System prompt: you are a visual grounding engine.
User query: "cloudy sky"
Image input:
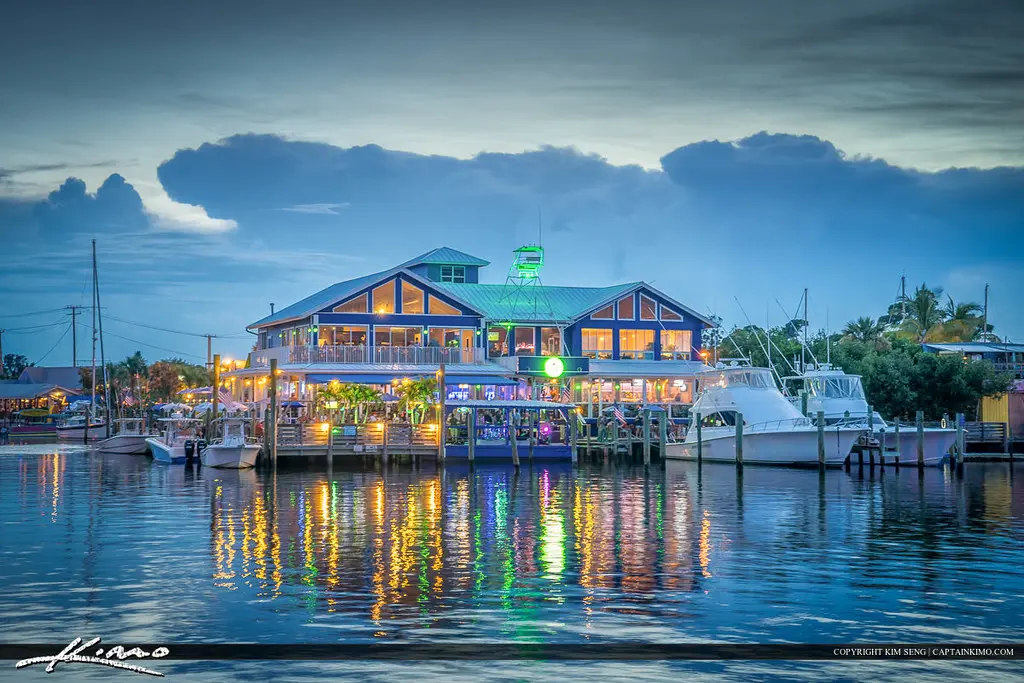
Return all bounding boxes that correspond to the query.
[1,0,1022,365]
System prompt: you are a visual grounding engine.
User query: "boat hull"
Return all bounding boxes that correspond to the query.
[96,434,151,455]
[56,424,107,441]
[146,437,186,464]
[200,444,261,469]
[870,428,957,467]
[664,427,863,466]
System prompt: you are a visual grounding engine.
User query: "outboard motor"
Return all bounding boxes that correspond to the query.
[195,439,207,468]
[184,439,196,463]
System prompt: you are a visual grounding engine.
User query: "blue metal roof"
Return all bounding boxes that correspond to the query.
[400,247,490,268]
[248,269,394,328]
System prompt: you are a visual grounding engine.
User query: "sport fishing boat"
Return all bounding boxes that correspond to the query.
[200,417,261,469]
[56,412,107,442]
[96,418,154,455]
[663,364,864,466]
[782,366,957,466]
[146,414,202,464]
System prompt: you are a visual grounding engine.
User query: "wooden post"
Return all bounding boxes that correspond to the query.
[626,417,634,456]
[528,410,535,461]
[801,392,808,417]
[268,358,278,466]
[735,412,743,467]
[437,363,446,462]
[382,421,389,460]
[817,410,825,468]
[612,419,620,456]
[507,409,520,468]
[642,408,651,465]
[569,410,578,464]
[916,410,925,468]
[956,412,965,466]
[326,423,334,468]
[894,419,900,465]
[696,412,703,463]
[867,405,875,465]
[212,353,221,424]
[468,407,476,462]
[658,411,667,454]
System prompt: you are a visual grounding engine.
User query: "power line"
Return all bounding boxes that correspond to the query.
[1,320,68,334]
[0,308,67,319]
[100,328,207,363]
[33,323,72,366]
[104,314,234,339]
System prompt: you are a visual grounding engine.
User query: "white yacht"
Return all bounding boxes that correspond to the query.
[95,418,154,455]
[200,417,261,469]
[146,414,202,464]
[782,366,957,466]
[55,413,107,442]
[663,364,864,466]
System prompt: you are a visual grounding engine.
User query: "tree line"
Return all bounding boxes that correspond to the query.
[716,284,1012,421]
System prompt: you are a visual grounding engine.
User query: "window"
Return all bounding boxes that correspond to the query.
[258,331,267,349]
[334,293,368,313]
[488,326,509,358]
[514,327,535,355]
[401,280,424,314]
[660,330,692,360]
[617,295,634,320]
[428,328,474,348]
[581,328,612,359]
[592,304,614,319]
[701,411,741,428]
[619,379,644,403]
[619,329,654,359]
[540,327,561,355]
[371,281,395,314]
[428,294,460,315]
[659,305,681,321]
[439,265,466,283]
[374,326,421,346]
[640,295,657,320]
[320,326,367,346]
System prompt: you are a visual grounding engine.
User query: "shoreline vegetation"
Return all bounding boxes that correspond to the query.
[717,283,1013,421]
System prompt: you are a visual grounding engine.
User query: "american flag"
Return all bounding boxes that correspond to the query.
[560,383,573,404]
[219,388,238,410]
[612,405,627,425]
[123,392,137,407]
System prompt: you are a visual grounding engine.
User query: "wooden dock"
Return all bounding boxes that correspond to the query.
[271,422,437,460]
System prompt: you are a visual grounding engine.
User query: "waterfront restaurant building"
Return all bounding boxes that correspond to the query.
[227,247,713,421]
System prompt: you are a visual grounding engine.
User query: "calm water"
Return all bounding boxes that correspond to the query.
[1,444,1021,681]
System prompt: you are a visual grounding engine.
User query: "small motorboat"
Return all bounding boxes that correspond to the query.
[201,417,261,469]
[96,418,155,455]
[146,414,202,464]
[56,413,107,442]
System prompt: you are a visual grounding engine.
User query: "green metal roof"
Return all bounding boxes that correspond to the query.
[432,281,640,323]
[400,247,490,268]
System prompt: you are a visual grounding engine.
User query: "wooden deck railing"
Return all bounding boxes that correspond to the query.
[275,422,438,449]
[965,421,1008,444]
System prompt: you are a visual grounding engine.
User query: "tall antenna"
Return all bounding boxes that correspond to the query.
[492,244,566,356]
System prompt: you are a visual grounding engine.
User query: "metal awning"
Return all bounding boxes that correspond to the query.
[306,373,425,384]
[445,374,518,386]
[446,399,575,410]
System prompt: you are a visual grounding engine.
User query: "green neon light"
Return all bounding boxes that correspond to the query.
[544,357,565,378]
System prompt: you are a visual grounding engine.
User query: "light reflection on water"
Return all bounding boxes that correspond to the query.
[0,445,1021,681]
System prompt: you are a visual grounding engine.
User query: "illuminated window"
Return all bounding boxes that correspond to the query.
[371,281,395,314]
[334,293,368,313]
[401,280,424,314]
[661,330,692,360]
[619,329,654,359]
[640,295,657,320]
[320,326,367,346]
[374,326,421,346]
[592,304,614,319]
[514,327,535,355]
[581,328,612,360]
[439,265,466,283]
[617,295,634,320]
[540,327,561,355]
[428,294,460,315]
[488,326,509,358]
[660,305,682,320]
[428,328,475,348]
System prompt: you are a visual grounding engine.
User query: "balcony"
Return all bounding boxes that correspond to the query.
[993,362,1024,378]
[250,344,486,367]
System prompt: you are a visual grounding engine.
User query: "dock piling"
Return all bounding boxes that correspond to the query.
[955,412,965,467]
[658,411,667,455]
[507,409,520,468]
[642,408,651,465]
[695,412,702,463]
[212,354,221,424]
[468,407,477,462]
[268,358,278,467]
[916,410,925,468]
[569,411,578,464]
[817,410,825,469]
[735,412,743,468]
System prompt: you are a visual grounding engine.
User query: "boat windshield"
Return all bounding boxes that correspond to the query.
[701,368,776,390]
[805,375,865,400]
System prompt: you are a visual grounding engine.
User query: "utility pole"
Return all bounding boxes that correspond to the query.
[0,329,4,374]
[983,283,989,341]
[205,334,215,369]
[66,305,85,367]
[901,274,906,321]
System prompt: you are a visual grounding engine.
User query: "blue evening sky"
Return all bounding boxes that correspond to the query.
[1,0,1021,365]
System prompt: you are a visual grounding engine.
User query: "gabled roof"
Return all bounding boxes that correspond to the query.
[400,247,490,268]
[433,281,717,326]
[923,342,1024,353]
[19,366,83,390]
[433,282,639,323]
[0,382,68,399]
[248,269,392,329]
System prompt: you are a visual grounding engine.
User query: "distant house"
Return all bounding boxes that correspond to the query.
[922,343,1024,379]
[18,366,84,392]
[0,366,82,415]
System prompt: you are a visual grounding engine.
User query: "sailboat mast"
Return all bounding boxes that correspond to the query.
[90,248,97,414]
[801,288,808,372]
[94,240,112,438]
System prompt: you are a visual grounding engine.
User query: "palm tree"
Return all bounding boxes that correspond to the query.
[123,352,148,412]
[394,377,437,424]
[937,296,984,342]
[898,283,947,342]
[842,317,883,344]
